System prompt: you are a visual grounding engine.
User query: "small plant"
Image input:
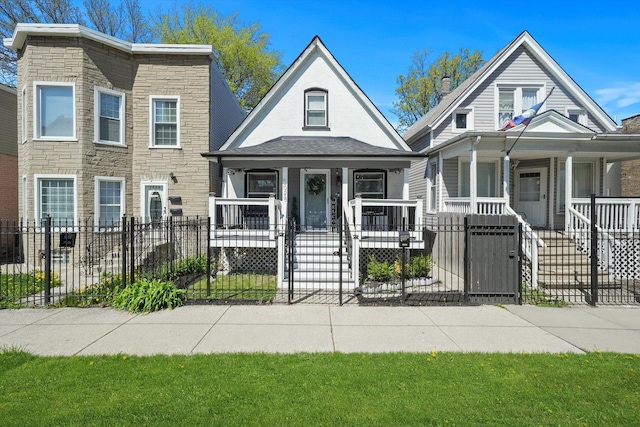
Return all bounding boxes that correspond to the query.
[59,272,127,307]
[367,255,396,283]
[410,254,433,278]
[394,257,412,279]
[111,278,185,313]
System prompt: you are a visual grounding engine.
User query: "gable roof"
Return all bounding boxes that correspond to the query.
[403,31,618,143]
[219,36,411,152]
[205,136,422,159]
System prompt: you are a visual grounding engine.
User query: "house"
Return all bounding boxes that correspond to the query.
[0,83,18,261]
[620,114,640,196]
[404,31,640,289]
[203,36,424,291]
[3,23,244,228]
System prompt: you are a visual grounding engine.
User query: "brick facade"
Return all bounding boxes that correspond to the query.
[0,86,17,221]
[620,115,640,196]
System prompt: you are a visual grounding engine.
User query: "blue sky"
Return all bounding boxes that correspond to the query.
[142,0,640,125]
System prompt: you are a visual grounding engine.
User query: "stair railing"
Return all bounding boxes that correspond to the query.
[505,206,545,288]
[567,206,617,272]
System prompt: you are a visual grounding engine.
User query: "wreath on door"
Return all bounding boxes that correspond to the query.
[306,175,325,195]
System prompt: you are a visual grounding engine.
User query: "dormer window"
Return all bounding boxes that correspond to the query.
[567,108,587,126]
[304,89,328,128]
[452,108,473,132]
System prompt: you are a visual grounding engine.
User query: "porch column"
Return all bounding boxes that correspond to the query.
[278,167,289,284]
[438,153,444,211]
[565,152,573,232]
[281,167,289,220]
[549,157,555,229]
[402,168,410,200]
[470,143,478,214]
[342,167,348,217]
[503,154,510,207]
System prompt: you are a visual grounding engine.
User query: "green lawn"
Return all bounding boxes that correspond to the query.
[1,350,638,426]
[186,273,277,302]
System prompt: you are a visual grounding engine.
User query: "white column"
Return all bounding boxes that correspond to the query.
[503,154,510,208]
[281,167,289,220]
[438,153,444,212]
[402,168,410,200]
[342,167,348,217]
[470,145,478,214]
[565,153,573,232]
[549,157,555,229]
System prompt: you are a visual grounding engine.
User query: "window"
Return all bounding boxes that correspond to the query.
[34,82,76,139]
[567,108,587,126]
[496,85,543,128]
[246,171,278,198]
[21,87,27,143]
[150,96,179,147]
[354,171,385,199]
[427,162,437,212]
[95,87,125,145]
[557,161,595,211]
[35,175,76,227]
[459,161,498,197]
[95,177,125,228]
[304,89,327,127]
[453,108,473,132]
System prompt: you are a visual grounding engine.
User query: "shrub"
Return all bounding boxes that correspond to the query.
[367,255,396,283]
[111,278,185,313]
[410,254,433,278]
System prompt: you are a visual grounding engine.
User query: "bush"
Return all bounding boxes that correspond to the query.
[410,254,433,278]
[111,278,185,313]
[367,255,396,283]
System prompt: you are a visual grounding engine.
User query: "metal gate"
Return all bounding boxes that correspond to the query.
[465,215,520,304]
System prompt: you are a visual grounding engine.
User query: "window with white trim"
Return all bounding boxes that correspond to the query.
[452,108,473,132]
[150,96,179,147]
[36,175,76,227]
[567,108,587,126]
[354,171,385,199]
[34,82,75,139]
[459,161,498,197]
[427,162,438,212]
[95,177,125,228]
[557,161,595,211]
[246,171,278,198]
[95,87,125,145]
[496,85,543,128]
[304,90,327,127]
[21,87,27,143]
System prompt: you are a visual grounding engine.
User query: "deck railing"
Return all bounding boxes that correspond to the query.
[208,195,283,240]
[571,198,640,232]
[443,197,507,215]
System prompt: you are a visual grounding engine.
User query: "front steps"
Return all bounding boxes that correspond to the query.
[285,232,355,290]
[536,230,617,289]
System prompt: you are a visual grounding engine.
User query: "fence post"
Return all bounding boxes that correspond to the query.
[121,216,127,287]
[338,197,343,306]
[590,193,598,306]
[44,216,52,304]
[129,217,135,286]
[206,217,211,297]
[463,215,470,304]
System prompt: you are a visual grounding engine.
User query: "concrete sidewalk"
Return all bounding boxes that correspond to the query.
[0,304,638,356]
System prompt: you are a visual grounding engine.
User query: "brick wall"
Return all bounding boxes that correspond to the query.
[0,153,18,220]
[620,115,640,196]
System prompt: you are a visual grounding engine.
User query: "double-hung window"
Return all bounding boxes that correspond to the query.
[36,175,76,227]
[496,85,543,128]
[557,161,595,211]
[427,162,438,212]
[459,161,498,197]
[95,87,125,145]
[95,177,125,228]
[34,82,76,140]
[150,96,179,147]
[304,89,327,127]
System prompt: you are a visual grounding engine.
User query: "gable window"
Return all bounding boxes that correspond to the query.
[354,171,385,199]
[496,85,543,128]
[35,175,76,227]
[95,87,125,145]
[459,161,498,197]
[95,177,125,228]
[567,108,587,126]
[304,89,327,127]
[557,161,595,211]
[150,96,179,147]
[453,108,473,132]
[34,82,76,140]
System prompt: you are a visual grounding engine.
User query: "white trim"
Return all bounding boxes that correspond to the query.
[4,24,215,58]
[557,157,597,213]
[94,176,126,228]
[565,107,587,126]
[304,89,328,127]
[33,81,77,141]
[451,107,474,133]
[549,157,555,228]
[494,82,546,129]
[140,181,168,223]
[514,167,548,227]
[34,174,78,228]
[458,158,500,198]
[149,96,181,148]
[21,86,27,143]
[427,160,438,212]
[94,86,126,146]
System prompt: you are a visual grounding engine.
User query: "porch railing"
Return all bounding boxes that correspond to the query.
[443,197,507,214]
[567,204,616,273]
[571,198,640,232]
[348,198,423,232]
[208,195,283,240]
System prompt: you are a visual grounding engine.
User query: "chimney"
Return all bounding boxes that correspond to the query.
[441,76,451,97]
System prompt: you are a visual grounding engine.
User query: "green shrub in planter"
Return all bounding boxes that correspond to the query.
[111,278,185,313]
[367,255,396,283]
[410,254,433,278]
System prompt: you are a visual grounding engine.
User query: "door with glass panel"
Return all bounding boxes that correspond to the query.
[515,168,547,227]
[142,183,167,225]
[301,170,330,231]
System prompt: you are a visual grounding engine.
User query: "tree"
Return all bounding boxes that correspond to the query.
[0,0,85,85]
[392,48,485,133]
[83,0,152,42]
[153,4,283,111]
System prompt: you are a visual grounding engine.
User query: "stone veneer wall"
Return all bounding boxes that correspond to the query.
[621,115,640,197]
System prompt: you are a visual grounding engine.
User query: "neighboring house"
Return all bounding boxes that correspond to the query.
[3,23,244,228]
[404,31,640,230]
[620,114,640,196]
[203,36,424,288]
[0,83,18,262]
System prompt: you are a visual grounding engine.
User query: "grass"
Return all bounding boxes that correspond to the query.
[522,285,569,307]
[0,271,62,308]
[187,273,277,302]
[0,349,638,426]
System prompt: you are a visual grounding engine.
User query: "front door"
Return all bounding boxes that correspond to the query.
[301,169,330,231]
[515,168,547,227]
[142,182,167,224]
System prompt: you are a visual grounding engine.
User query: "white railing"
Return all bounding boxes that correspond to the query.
[444,197,507,215]
[208,195,282,240]
[505,206,545,288]
[572,198,640,232]
[349,198,423,231]
[567,205,615,272]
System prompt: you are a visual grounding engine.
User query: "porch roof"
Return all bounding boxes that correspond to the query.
[203,136,424,160]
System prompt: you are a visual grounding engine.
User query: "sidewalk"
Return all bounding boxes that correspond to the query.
[0,304,638,356]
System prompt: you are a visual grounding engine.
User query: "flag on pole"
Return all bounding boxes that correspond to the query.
[501,86,555,130]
